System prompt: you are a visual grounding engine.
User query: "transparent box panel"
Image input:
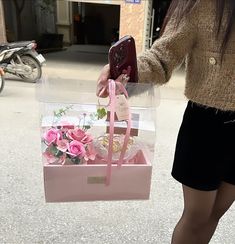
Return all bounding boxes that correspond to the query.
[37,77,159,166]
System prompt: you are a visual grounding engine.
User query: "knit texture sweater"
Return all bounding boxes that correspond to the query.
[137,0,235,111]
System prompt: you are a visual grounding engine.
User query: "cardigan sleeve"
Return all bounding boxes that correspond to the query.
[137,5,198,84]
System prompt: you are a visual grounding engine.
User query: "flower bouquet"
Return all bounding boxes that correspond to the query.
[42,105,107,165]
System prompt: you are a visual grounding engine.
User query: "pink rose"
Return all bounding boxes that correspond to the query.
[66,128,86,142]
[63,125,74,130]
[84,143,97,161]
[43,150,66,165]
[58,153,66,165]
[43,128,61,145]
[43,150,57,164]
[67,140,86,158]
[59,120,75,130]
[81,133,93,144]
[56,139,69,152]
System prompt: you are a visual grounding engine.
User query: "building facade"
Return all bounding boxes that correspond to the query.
[57,0,153,53]
[0,0,171,54]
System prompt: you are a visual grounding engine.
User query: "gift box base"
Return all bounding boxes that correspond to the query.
[43,150,152,202]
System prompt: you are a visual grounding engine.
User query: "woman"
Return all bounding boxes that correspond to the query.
[97,0,235,243]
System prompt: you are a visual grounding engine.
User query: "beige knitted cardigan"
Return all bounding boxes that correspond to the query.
[138,0,235,111]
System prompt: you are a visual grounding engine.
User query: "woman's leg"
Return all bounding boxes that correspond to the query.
[171,185,217,244]
[199,182,235,243]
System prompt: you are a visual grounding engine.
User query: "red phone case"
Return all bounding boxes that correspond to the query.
[109,35,138,83]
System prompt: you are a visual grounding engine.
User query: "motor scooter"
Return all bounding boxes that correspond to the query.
[0,40,46,82]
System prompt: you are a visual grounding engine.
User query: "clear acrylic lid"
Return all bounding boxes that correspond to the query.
[36,76,160,108]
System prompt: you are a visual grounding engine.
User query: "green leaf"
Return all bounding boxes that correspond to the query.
[55,150,63,157]
[72,158,81,164]
[49,145,58,155]
[89,113,96,120]
[84,125,91,130]
[53,105,73,119]
[97,108,107,119]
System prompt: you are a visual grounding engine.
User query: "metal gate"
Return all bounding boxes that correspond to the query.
[144,0,154,50]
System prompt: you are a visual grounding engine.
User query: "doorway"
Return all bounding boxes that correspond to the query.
[152,0,172,42]
[72,2,120,46]
[145,0,172,49]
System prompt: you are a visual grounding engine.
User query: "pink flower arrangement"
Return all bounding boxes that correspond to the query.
[42,106,107,165]
[43,126,96,165]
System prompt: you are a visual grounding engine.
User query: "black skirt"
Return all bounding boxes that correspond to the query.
[172,101,235,191]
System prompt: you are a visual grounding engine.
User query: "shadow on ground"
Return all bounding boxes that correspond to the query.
[43,45,109,67]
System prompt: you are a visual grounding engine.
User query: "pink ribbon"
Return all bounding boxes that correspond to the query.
[104,79,132,186]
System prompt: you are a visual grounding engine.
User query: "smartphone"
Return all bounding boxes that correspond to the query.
[108,35,138,83]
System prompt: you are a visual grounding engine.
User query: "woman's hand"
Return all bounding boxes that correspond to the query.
[96,64,110,97]
[0,68,4,76]
[96,64,130,97]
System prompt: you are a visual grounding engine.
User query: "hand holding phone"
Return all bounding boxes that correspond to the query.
[109,35,138,83]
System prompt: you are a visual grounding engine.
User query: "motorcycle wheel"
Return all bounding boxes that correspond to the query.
[0,75,5,93]
[18,55,42,82]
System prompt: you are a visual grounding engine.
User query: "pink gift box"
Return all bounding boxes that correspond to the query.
[44,150,152,202]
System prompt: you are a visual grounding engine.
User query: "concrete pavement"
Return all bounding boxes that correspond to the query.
[0,46,234,244]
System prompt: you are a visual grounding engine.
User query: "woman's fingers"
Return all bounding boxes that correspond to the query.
[96,64,110,97]
[0,68,4,76]
[97,82,109,97]
[116,73,130,86]
[96,64,130,97]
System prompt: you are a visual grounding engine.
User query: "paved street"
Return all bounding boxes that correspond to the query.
[0,46,234,244]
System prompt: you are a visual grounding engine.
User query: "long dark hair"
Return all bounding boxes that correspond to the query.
[162,0,235,56]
